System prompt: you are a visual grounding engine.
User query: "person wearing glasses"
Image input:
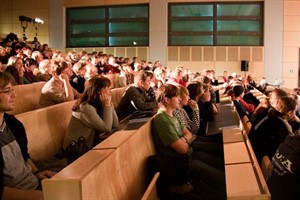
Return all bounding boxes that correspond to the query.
[0,72,56,200]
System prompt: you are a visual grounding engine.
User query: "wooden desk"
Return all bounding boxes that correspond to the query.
[207,103,240,135]
[118,114,153,131]
[223,127,244,143]
[93,130,136,149]
[224,142,251,164]
[225,163,261,198]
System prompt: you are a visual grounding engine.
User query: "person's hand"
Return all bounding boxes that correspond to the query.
[59,74,69,82]
[18,66,24,77]
[35,170,56,179]
[100,91,111,106]
[188,99,198,110]
[202,91,211,102]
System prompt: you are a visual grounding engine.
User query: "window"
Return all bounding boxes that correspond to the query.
[169,2,263,46]
[66,4,149,47]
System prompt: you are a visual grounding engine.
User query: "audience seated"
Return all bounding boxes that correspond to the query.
[39,62,80,107]
[197,83,218,136]
[63,76,119,161]
[151,84,226,199]
[248,96,296,165]
[34,59,52,82]
[4,56,24,85]
[103,55,121,74]
[267,133,300,200]
[116,70,158,120]
[23,58,39,83]
[2,32,300,200]
[69,61,86,93]
[232,85,255,117]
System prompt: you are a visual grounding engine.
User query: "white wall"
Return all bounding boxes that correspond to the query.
[264,0,284,84]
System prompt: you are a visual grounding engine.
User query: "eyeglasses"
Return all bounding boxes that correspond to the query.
[0,88,15,94]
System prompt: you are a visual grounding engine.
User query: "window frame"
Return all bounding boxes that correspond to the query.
[66,4,149,48]
[168,2,264,46]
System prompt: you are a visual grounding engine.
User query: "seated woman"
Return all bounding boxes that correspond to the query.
[63,76,119,151]
[4,56,24,85]
[152,84,225,199]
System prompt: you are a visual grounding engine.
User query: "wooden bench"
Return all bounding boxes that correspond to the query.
[42,119,159,200]
[8,82,46,115]
[15,100,76,161]
[104,74,127,89]
[222,127,271,200]
[111,86,128,109]
[141,172,160,200]
[241,115,252,135]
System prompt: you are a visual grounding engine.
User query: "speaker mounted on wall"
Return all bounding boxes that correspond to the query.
[241,60,249,71]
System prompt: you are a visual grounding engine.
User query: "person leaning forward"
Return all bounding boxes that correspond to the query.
[116,70,157,120]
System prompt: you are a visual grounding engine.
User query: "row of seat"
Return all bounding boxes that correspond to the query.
[220,89,271,199]
[14,85,128,161]
[11,81,159,199]
[223,127,271,199]
[42,119,158,200]
[9,74,126,115]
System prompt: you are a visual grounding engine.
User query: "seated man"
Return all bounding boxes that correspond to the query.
[116,70,158,120]
[39,62,80,107]
[0,72,56,200]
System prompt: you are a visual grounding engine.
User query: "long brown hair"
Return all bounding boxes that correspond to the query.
[73,76,111,114]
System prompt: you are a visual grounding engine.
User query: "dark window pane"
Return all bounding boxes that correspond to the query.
[170,36,213,45]
[109,22,148,33]
[169,2,263,46]
[217,20,260,31]
[69,37,105,47]
[171,20,213,31]
[109,36,148,46]
[70,23,105,35]
[217,4,261,16]
[217,35,261,45]
[109,6,148,18]
[170,4,213,17]
[69,8,105,20]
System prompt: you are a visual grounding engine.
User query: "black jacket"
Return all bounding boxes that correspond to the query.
[0,113,30,198]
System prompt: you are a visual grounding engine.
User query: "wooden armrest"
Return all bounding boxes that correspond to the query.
[141,172,160,200]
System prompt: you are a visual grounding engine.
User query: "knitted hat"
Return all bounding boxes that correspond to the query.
[233,85,245,97]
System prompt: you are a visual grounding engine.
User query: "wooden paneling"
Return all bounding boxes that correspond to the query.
[203,47,214,61]
[252,47,263,61]
[240,47,251,61]
[179,47,190,61]
[228,47,239,61]
[216,47,227,61]
[168,47,178,61]
[191,47,202,61]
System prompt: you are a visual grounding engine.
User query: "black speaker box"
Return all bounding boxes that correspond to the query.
[241,60,249,71]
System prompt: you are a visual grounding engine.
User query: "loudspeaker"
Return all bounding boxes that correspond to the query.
[241,60,249,71]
